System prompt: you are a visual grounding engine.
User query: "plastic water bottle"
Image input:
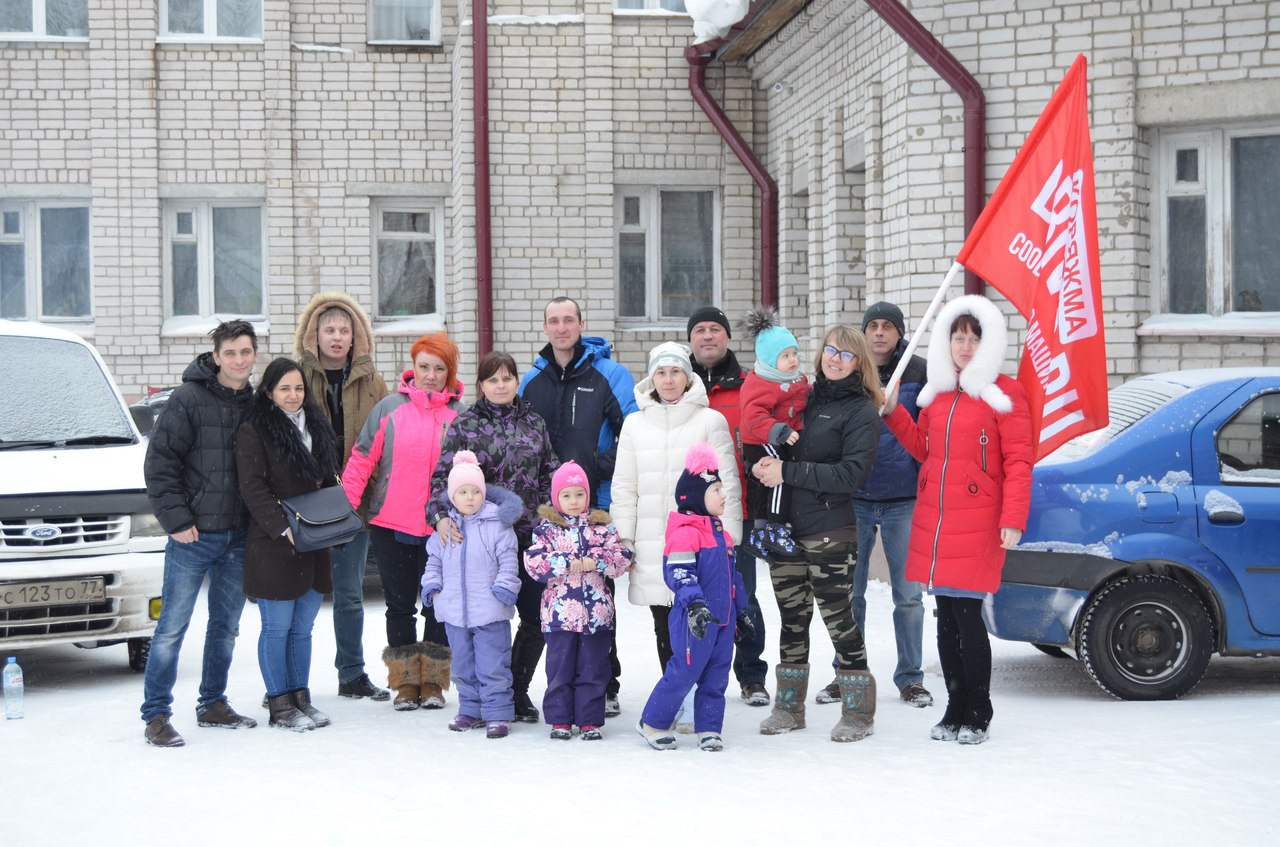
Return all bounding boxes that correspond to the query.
[3,657,23,720]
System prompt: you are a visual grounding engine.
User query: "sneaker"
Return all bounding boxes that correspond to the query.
[697,732,723,752]
[740,682,771,706]
[550,724,573,740]
[514,691,540,723]
[636,720,676,750]
[144,715,185,748]
[486,720,510,739]
[899,682,934,708]
[957,725,990,745]
[815,679,840,704]
[449,714,484,732]
[579,725,603,741]
[604,692,621,718]
[197,700,258,729]
[338,674,391,701]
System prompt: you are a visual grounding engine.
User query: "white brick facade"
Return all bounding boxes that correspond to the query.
[3,0,1278,400]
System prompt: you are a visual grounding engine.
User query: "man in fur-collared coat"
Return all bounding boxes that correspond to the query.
[294,292,390,701]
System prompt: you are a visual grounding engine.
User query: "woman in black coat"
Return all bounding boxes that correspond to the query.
[751,324,883,743]
[235,357,339,732]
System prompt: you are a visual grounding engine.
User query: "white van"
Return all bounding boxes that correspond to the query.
[0,320,165,669]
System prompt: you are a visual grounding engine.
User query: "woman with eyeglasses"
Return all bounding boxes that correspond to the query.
[882,295,1032,745]
[752,325,882,743]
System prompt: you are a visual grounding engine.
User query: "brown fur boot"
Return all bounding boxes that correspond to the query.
[760,663,809,735]
[418,642,452,709]
[831,670,876,742]
[383,645,421,711]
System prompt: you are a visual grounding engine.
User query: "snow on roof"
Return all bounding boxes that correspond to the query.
[0,319,94,346]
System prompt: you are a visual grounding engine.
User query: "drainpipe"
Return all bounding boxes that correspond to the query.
[864,0,985,296]
[685,41,778,310]
[472,0,494,355]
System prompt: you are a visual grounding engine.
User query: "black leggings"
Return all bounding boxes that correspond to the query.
[369,525,446,648]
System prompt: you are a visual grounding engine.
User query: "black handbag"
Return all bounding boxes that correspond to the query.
[280,480,363,553]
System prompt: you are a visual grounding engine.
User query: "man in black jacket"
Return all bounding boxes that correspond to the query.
[518,296,637,720]
[140,320,259,747]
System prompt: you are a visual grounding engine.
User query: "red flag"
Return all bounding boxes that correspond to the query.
[957,54,1108,460]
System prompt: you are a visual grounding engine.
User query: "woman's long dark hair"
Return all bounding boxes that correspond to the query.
[250,356,339,481]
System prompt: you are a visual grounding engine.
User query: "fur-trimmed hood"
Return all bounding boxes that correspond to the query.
[245,397,341,483]
[535,503,612,527]
[918,294,1013,414]
[294,291,376,362]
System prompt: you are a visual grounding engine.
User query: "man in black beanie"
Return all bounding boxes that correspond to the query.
[686,305,771,707]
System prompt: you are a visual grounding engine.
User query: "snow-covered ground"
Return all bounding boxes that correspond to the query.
[4,566,1277,846]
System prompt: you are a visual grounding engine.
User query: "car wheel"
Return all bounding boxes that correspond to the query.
[127,637,151,673]
[1032,644,1071,659]
[1078,575,1213,700]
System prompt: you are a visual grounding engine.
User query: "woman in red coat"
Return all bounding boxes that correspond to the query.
[884,295,1032,745]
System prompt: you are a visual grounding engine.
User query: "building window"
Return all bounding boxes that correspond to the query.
[616,188,718,322]
[374,202,442,318]
[368,0,439,44]
[0,0,87,38]
[615,0,687,10]
[0,202,91,320]
[1155,125,1280,315]
[159,0,261,40]
[164,202,264,318]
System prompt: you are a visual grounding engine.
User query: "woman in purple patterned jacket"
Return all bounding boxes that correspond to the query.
[428,350,559,723]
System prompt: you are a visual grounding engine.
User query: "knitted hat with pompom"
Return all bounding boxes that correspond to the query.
[447,450,487,499]
[674,443,722,517]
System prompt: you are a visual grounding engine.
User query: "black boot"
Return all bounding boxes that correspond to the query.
[510,622,544,723]
[267,693,316,732]
[930,629,966,741]
[957,639,993,744]
[292,688,331,728]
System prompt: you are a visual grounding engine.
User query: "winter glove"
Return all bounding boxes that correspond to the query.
[687,601,719,640]
[420,585,441,607]
[491,585,519,606]
[734,610,756,645]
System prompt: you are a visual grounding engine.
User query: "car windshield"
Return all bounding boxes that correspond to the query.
[1042,377,1189,464]
[0,336,134,444]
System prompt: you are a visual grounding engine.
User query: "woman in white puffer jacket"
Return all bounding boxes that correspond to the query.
[612,341,742,668]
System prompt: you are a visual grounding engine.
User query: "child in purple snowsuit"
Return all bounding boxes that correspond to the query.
[524,460,633,740]
[421,451,522,739]
[637,444,751,752]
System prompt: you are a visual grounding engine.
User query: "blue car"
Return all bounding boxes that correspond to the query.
[986,369,1280,700]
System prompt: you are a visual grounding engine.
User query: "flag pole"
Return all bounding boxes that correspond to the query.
[882,260,963,408]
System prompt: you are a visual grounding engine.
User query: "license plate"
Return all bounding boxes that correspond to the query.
[0,578,106,610]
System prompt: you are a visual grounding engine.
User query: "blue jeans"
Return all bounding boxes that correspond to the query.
[852,500,925,691]
[141,529,248,722]
[257,589,324,697]
[330,529,370,684]
[731,544,768,686]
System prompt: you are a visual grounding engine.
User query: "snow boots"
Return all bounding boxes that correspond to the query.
[957,640,993,745]
[759,662,809,735]
[267,692,316,732]
[292,688,330,728]
[830,671,876,742]
[636,719,677,750]
[419,642,452,710]
[384,644,421,711]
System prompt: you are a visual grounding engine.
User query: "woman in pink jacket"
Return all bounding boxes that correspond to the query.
[883,295,1033,745]
[343,333,466,711]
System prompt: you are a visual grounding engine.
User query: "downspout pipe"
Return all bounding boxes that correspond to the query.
[864,0,986,296]
[472,0,494,355]
[685,41,778,310]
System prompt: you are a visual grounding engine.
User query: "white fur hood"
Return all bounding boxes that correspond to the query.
[917,294,1013,413]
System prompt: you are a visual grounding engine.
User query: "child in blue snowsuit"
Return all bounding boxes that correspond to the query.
[637,443,751,752]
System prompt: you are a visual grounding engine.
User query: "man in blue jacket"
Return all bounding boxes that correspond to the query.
[519,296,638,719]
[819,302,933,708]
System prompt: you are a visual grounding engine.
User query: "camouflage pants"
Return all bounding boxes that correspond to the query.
[767,536,869,670]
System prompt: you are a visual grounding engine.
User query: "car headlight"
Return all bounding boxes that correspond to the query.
[130,511,167,538]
